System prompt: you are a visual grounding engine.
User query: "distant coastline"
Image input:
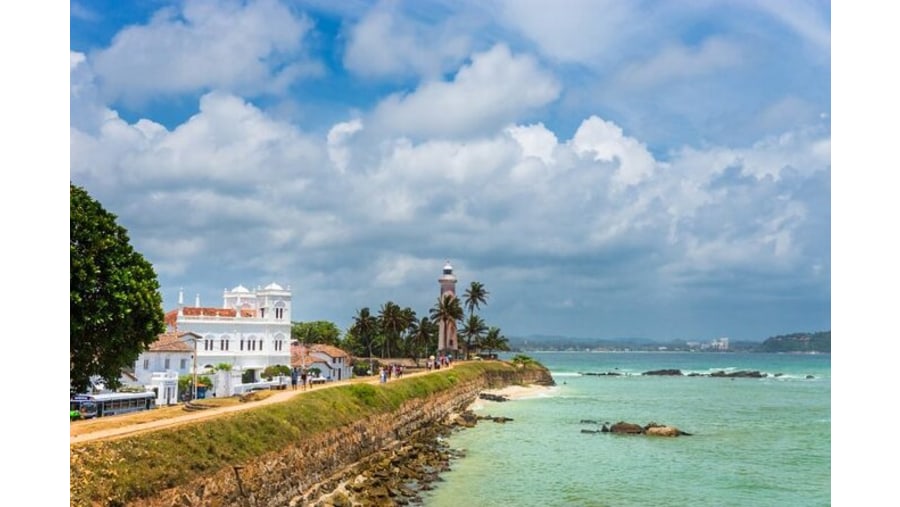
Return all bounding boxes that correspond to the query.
[508,330,831,354]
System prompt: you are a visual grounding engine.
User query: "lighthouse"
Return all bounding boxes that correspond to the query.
[437,261,459,355]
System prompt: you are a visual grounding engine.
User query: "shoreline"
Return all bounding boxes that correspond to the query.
[467,383,557,411]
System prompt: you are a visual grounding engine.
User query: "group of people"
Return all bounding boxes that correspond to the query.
[378,364,405,383]
[290,367,310,390]
[425,354,452,371]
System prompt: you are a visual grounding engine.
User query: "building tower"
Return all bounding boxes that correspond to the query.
[437,261,459,355]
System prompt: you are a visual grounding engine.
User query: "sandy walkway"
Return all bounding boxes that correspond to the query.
[70,368,435,445]
[70,368,552,445]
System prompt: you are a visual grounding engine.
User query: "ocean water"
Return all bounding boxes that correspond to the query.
[422,351,830,507]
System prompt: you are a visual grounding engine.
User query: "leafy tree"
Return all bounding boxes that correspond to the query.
[459,314,487,360]
[261,364,292,379]
[351,307,379,371]
[178,374,212,396]
[463,281,489,318]
[377,301,405,358]
[70,184,165,393]
[406,316,437,366]
[481,326,511,358]
[291,320,342,346]
[430,293,463,357]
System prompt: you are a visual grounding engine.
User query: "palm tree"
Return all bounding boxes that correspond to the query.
[351,307,378,374]
[406,317,437,367]
[378,301,404,358]
[430,293,463,358]
[459,314,487,360]
[463,281,489,318]
[481,326,510,359]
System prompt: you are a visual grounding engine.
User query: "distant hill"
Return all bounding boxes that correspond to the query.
[754,331,830,353]
[506,331,831,353]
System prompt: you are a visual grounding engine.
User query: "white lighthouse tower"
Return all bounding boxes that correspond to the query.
[437,261,459,355]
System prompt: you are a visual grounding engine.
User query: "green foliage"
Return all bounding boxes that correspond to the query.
[510,354,538,366]
[481,327,510,356]
[430,293,464,354]
[350,307,379,359]
[215,363,233,372]
[291,320,342,346]
[178,375,212,393]
[459,314,487,360]
[406,317,437,365]
[71,361,532,506]
[70,184,165,393]
[755,331,831,353]
[262,365,291,380]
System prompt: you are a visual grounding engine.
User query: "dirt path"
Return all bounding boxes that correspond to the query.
[70,368,438,446]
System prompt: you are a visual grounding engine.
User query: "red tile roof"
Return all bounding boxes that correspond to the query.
[164,307,257,327]
[147,331,201,352]
[310,344,350,358]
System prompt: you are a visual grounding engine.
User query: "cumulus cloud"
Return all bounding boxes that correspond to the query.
[343,2,472,79]
[327,119,364,173]
[89,0,318,105]
[370,44,560,138]
[70,2,829,339]
[571,116,657,188]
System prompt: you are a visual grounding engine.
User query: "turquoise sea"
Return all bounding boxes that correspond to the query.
[422,351,831,507]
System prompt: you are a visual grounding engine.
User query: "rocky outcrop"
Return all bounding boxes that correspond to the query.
[642,369,684,376]
[587,420,692,437]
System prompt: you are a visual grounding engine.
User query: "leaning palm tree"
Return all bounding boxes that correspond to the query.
[459,314,487,360]
[481,326,510,359]
[351,307,379,374]
[430,293,463,358]
[463,281,489,318]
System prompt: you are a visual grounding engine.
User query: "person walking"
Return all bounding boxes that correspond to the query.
[291,368,298,390]
[300,369,308,391]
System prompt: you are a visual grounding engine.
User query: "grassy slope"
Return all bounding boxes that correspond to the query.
[71,361,537,506]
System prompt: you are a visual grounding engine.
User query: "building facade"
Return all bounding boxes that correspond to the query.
[437,261,459,354]
[290,343,353,382]
[164,283,293,382]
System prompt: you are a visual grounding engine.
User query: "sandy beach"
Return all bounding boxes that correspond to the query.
[467,383,557,411]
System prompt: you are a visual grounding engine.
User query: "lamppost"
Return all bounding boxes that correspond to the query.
[190,335,199,401]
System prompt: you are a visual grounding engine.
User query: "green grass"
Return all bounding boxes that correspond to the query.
[70,361,543,506]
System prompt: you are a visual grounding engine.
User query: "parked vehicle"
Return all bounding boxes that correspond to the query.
[70,391,157,419]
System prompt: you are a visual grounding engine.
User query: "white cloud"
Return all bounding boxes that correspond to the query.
[615,37,743,88]
[506,123,558,165]
[343,2,471,79]
[373,255,435,288]
[89,0,317,104]
[571,116,657,188]
[496,0,637,64]
[327,119,364,173]
[370,44,560,138]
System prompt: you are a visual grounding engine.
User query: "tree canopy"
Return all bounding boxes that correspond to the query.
[70,184,165,393]
[291,320,342,346]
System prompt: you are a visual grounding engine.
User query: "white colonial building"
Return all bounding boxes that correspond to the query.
[291,343,353,382]
[133,331,201,405]
[164,283,294,383]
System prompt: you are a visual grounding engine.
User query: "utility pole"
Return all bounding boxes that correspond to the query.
[192,335,199,401]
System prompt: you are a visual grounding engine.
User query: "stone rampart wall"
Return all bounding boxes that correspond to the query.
[131,367,551,507]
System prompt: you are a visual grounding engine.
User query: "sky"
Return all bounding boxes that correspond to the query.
[66,0,833,343]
